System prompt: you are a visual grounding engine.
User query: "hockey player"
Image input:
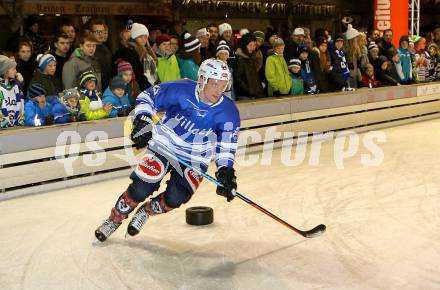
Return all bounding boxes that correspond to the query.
[95,59,240,242]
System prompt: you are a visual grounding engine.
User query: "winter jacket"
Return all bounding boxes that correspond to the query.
[360,74,381,88]
[52,96,85,124]
[300,58,316,93]
[113,42,156,91]
[79,95,109,121]
[94,43,113,90]
[397,48,413,83]
[29,70,62,99]
[309,48,330,92]
[0,79,24,128]
[62,48,102,91]
[414,52,430,82]
[177,55,199,81]
[289,72,304,95]
[235,48,265,98]
[16,57,35,93]
[102,87,132,118]
[265,54,291,96]
[157,54,181,83]
[389,61,405,83]
[24,99,53,126]
[425,52,439,82]
[328,42,351,90]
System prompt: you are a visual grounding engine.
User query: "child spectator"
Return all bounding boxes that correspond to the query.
[78,70,111,120]
[412,36,428,82]
[24,83,54,126]
[329,34,352,91]
[368,42,380,65]
[216,40,235,100]
[426,43,439,81]
[360,64,381,88]
[116,60,140,107]
[153,34,181,82]
[375,56,400,86]
[0,55,24,128]
[102,76,131,118]
[297,45,317,94]
[53,88,85,124]
[15,41,34,93]
[235,33,265,99]
[177,33,202,81]
[310,37,330,93]
[265,37,291,96]
[288,58,304,95]
[397,36,413,84]
[29,53,62,103]
[386,48,405,83]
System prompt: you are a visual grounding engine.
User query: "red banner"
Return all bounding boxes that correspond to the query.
[374,0,408,47]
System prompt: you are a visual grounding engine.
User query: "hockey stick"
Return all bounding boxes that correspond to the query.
[149,142,326,239]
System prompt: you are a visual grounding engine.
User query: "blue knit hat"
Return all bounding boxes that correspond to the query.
[110,76,127,91]
[28,83,46,98]
[37,53,56,72]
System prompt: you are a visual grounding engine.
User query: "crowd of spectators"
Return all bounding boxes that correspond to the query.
[1,17,440,129]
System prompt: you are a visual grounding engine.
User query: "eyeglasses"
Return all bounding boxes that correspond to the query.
[92,30,108,35]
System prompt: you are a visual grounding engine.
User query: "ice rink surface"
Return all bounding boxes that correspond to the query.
[1,119,440,290]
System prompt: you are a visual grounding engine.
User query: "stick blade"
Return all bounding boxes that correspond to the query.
[303,224,326,238]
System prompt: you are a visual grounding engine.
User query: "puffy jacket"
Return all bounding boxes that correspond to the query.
[235,48,265,98]
[177,55,199,81]
[157,54,181,83]
[79,95,109,121]
[24,99,53,126]
[102,87,132,118]
[29,70,62,100]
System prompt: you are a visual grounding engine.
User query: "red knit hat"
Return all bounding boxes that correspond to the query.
[156,34,170,46]
[117,61,133,74]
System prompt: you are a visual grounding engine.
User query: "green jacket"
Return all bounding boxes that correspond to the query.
[290,73,304,96]
[265,54,291,96]
[79,96,109,121]
[157,54,181,83]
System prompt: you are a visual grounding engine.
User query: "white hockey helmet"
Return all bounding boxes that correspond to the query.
[197,58,231,92]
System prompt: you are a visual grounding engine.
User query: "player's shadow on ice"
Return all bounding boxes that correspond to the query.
[99,237,306,278]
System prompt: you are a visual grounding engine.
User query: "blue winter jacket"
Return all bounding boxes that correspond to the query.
[177,56,199,81]
[398,48,413,83]
[24,99,53,126]
[102,87,132,118]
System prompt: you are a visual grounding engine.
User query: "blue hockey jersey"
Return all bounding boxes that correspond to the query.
[135,79,240,169]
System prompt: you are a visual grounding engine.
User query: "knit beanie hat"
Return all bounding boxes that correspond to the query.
[0,55,16,76]
[62,88,80,102]
[288,58,302,69]
[79,70,98,87]
[428,43,439,51]
[196,28,210,38]
[110,76,127,91]
[297,44,308,54]
[239,33,256,50]
[216,40,230,57]
[334,34,344,41]
[399,35,409,45]
[156,34,171,47]
[240,28,250,36]
[130,23,149,39]
[28,83,46,98]
[117,60,133,74]
[368,41,379,51]
[253,30,265,40]
[273,37,285,48]
[345,24,360,40]
[218,23,232,36]
[412,35,426,50]
[293,27,305,36]
[183,33,201,52]
[37,53,56,72]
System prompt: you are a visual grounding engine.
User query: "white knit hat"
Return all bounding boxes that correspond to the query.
[345,24,359,40]
[131,23,149,39]
[293,27,305,36]
[216,40,230,57]
[196,28,210,38]
[240,28,250,36]
[218,23,232,36]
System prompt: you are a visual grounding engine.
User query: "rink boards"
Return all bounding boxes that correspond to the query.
[1,83,440,199]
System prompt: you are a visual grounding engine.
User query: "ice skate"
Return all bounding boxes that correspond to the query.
[94,218,121,242]
[126,205,149,236]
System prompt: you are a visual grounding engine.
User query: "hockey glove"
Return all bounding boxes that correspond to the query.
[130,114,153,149]
[215,167,237,202]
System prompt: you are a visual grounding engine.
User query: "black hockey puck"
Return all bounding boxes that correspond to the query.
[186,206,214,226]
